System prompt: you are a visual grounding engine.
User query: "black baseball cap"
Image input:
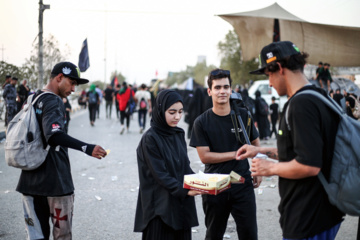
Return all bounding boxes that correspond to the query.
[250,41,301,75]
[51,62,89,85]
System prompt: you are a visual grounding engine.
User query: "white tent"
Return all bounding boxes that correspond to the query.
[219,2,360,67]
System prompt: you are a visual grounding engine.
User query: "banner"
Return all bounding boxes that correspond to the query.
[78,39,90,72]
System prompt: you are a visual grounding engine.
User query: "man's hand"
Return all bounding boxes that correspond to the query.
[251,158,275,177]
[92,145,107,159]
[236,144,260,160]
[252,176,262,188]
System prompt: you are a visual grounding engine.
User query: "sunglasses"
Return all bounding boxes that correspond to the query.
[210,69,230,76]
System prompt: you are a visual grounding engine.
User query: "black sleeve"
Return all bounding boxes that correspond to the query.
[48,132,95,156]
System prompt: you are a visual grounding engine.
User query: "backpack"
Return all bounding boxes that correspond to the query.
[285,90,360,216]
[349,95,360,119]
[5,92,55,170]
[88,91,97,105]
[258,98,269,116]
[125,90,136,116]
[139,97,147,110]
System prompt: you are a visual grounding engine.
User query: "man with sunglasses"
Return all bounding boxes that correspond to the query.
[237,41,344,240]
[190,69,261,240]
[16,62,108,240]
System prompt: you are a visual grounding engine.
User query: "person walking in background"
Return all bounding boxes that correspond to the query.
[95,85,103,119]
[238,41,344,240]
[87,84,99,126]
[17,79,30,113]
[315,61,324,89]
[187,87,206,139]
[116,82,134,134]
[0,75,12,121]
[134,89,201,240]
[345,87,359,120]
[63,97,72,133]
[16,61,107,240]
[254,90,271,140]
[104,84,114,119]
[134,83,151,133]
[114,84,121,119]
[3,76,18,126]
[269,96,279,139]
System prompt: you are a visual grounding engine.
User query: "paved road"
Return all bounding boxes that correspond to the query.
[0,103,357,239]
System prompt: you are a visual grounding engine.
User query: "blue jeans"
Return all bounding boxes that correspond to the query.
[283,221,342,240]
[138,109,147,129]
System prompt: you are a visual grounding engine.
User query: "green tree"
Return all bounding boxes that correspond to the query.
[0,61,24,87]
[218,30,263,88]
[22,34,69,89]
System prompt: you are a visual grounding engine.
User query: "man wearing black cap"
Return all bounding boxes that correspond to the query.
[16,62,107,239]
[237,41,344,239]
[3,76,18,126]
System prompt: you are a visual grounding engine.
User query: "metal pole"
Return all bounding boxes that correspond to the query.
[38,0,50,90]
[104,3,107,86]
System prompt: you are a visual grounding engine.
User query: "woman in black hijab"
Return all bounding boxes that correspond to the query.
[134,90,202,240]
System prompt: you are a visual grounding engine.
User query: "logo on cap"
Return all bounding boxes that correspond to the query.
[266,52,277,63]
[62,67,72,75]
[293,44,300,52]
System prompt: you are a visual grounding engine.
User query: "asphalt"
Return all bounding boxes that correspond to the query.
[0,102,358,239]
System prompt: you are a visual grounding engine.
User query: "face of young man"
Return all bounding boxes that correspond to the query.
[208,77,231,105]
[266,68,287,97]
[58,74,77,98]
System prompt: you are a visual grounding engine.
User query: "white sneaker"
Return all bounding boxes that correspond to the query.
[120,126,125,135]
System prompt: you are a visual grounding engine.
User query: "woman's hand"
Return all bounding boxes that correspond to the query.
[187,190,204,196]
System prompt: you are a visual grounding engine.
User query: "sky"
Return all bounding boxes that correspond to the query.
[1,0,359,86]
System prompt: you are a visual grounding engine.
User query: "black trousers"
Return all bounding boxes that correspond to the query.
[105,100,112,117]
[88,104,97,122]
[270,118,277,138]
[202,181,258,240]
[120,110,130,128]
[142,216,191,240]
[138,109,147,128]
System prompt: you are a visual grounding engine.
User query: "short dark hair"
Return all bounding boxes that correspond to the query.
[140,83,147,89]
[266,52,309,74]
[207,68,232,89]
[318,61,323,65]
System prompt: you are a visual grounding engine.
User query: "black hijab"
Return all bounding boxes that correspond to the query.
[150,89,184,136]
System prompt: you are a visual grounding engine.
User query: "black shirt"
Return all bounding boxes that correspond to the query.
[189,108,258,179]
[16,91,74,196]
[278,85,344,238]
[104,88,114,102]
[270,102,279,122]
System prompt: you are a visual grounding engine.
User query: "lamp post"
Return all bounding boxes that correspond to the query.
[38,0,50,90]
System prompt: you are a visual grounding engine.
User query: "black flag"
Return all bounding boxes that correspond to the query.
[78,39,90,72]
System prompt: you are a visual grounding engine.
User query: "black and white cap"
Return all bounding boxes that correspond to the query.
[250,41,301,75]
[51,62,89,85]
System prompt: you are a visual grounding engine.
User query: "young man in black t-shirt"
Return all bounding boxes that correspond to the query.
[16,62,107,240]
[237,41,344,240]
[190,69,261,240]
